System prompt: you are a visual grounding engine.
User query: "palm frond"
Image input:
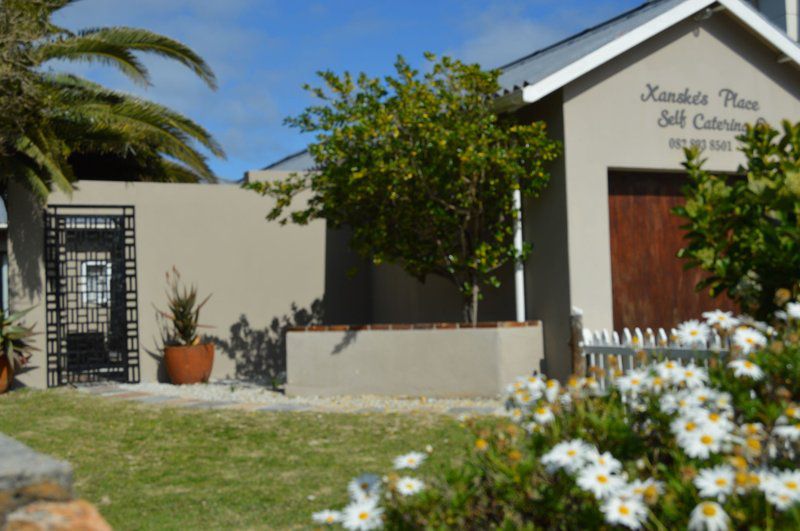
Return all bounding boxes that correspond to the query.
[73,27,217,89]
[34,36,150,85]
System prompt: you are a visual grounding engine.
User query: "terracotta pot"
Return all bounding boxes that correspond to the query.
[163,343,214,385]
[0,356,13,394]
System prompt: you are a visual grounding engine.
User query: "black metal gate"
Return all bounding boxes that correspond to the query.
[44,205,140,387]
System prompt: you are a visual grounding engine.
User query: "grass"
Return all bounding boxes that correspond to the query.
[0,389,472,530]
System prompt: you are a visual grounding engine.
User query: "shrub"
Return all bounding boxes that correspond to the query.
[675,121,800,319]
[311,307,800,529]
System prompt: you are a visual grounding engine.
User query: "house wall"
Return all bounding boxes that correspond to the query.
[561,11,800,334]
[8,177,325,388]
[517,93,572,380]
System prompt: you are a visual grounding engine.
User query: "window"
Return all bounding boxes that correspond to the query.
[80,261,112,305]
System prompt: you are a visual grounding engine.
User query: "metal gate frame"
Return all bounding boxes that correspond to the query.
[44,205,140,387]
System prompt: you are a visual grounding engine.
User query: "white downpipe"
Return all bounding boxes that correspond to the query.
[2,252,8,313]
[787,0,799,41]
[513,188,526,322]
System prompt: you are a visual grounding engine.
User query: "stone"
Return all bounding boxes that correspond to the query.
[0,435,72,517]
[4,500,111,531]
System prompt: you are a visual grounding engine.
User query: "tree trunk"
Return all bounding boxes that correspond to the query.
[462,278,480,324]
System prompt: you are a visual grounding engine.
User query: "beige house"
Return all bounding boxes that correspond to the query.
[7,0,800,389]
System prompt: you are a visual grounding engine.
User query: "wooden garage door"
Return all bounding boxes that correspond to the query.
[608,171,736,330]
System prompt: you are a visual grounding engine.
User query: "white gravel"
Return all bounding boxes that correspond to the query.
[116,380,504,415]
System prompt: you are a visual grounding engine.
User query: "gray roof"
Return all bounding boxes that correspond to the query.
[261,149,315,171]
[496,0,689,95]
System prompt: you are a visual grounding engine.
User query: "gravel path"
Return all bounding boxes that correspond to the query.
[80,380,504,416]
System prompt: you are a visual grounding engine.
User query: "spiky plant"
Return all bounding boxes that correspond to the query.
[1,308,38,371]
[0,0,225,199]
[158,268,211,346]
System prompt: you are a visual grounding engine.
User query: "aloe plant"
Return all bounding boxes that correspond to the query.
[158,268,210,346]
[1,307,37,370]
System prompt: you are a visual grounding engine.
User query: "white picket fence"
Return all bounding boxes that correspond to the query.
[580,325,730,389]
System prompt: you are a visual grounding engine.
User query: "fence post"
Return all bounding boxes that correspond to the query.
[570,307,585,376]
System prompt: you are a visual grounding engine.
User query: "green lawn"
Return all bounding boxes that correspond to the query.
[0,389,471,530]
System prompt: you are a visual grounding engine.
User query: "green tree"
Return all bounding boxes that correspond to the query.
[0,0,224,199]
[674,120,800,318]
[249,54,560,323]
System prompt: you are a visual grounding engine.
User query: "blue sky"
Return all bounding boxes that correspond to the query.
[53,0,641,181]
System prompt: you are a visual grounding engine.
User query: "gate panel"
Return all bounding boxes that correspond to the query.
[44,206,140,386]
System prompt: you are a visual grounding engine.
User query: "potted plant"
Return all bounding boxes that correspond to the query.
[0,308,37,394]
[158,268,213,385]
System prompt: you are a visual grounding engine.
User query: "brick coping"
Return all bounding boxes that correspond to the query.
[287,320,541,332]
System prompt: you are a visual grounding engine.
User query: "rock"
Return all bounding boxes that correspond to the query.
[4,500,111,531]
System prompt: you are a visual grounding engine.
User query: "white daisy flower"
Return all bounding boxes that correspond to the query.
[732,327,767,354]
[656,360,682,384]
[524,421,542,434]
[678,426,728,459]
[659,392,681,415]
[615,369,648,395]
[541,439,593,473]
[687,409,734,433]
[395,476,424,496]
[525,375,547,396]
[694,465,735,501]
[601,495,648,529]
[761,470,800,511]
[688,501,730,531]
[676,320,711,346]
[786,301,800,320]
[646,374,666,393]
[577,464,626,499]
[312,509,341,526]
[544,379,560,402]
[727,359,764,380]
[341,498,384,530]
[347,474,381,502]
[773,423,800,442]
[533,404,555,425]
[585,449,622,473]
[622,478,664,503]
[393,452,426,470]
[785,405,800,420]
[702,310,740,330]
[680,364,708,389]
[508,407,525,423]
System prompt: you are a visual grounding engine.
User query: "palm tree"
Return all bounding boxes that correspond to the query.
[0,0,225,200]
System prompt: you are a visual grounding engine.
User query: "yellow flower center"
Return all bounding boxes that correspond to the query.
[475,439,488,451]
[715,478,728,487]
[786,481,798,491]
[666,362,675,369]
[536,407,547,415]
[787,407,796,417]
[746,338,754,344]
[746,425,759,435]
[567,449,576,456]
[735,472,748,486]
[326,516,335,523]
[690,330,699,336]
[744,361,754,368]
[546,380,556,388]
[631,378,640,385]
[685,422,697,432]
[702,504,717,517]
[619,505,630,515]
[686,371,694,377]
[652,377,663,386]
[644,485,658,500]
[709,413,720,422]
[746,438,761,452]
[359,512,369,521]
[597,474,608,484]
[701,435,714,445]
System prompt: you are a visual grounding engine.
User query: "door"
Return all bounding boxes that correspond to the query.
[608,171,736,330]
[44,205,140,386]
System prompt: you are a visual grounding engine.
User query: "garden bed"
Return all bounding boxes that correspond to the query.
[286,321,544,398]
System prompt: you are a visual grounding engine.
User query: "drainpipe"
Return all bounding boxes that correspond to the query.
[2,252,8,313]
[787,0,799,41]
[513,188,526,322]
